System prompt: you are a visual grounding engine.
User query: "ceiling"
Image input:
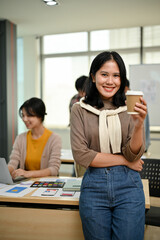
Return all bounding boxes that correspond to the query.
[0,0,160,37]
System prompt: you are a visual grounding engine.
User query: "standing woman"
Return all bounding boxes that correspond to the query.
[70,51,147,240]
[8,97,61,179]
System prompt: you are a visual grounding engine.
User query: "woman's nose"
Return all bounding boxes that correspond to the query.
[106,76,113,84]
[22,115,28,121]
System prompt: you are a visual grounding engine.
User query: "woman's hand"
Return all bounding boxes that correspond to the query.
[11,169,31,179]
[11,168,52,179]
[132,97,147,128]
[129,97,147,154]
[126,158,144,172]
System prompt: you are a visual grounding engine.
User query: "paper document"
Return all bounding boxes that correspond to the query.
[0,184,33,197]
[31,188,80,198]
[0,183,7,190]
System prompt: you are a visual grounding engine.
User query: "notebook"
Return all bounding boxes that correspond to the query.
[0,158,27,185]
[63,178,82,191]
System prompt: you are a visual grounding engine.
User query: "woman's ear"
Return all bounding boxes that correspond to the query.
[91,73,95,83]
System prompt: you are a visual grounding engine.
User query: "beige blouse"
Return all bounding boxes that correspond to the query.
[8,131,62,176]
[70,99,145,169]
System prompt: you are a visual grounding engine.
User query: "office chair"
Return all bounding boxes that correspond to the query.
[140,158,160,227]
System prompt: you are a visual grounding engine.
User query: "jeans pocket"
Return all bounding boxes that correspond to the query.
[128,169,143,189]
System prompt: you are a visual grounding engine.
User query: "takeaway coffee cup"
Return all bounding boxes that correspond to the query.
[125,90,144,114]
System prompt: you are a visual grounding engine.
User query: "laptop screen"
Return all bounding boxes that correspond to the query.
[0,158,14,184]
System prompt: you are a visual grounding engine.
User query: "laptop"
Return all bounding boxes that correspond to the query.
[0,158,27,185]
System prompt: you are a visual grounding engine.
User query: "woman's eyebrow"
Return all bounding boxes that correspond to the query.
[100,70,108,73]
[100,71,120,74]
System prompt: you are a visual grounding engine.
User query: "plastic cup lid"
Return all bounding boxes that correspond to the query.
[125,90,144,96]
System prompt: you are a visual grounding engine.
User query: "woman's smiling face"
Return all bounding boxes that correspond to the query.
[21,108,42,130]
[92,59,121,100]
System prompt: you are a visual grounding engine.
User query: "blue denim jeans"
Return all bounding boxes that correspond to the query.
[79,166,145,240]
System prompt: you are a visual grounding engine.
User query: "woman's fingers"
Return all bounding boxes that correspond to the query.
[134,97,147,115]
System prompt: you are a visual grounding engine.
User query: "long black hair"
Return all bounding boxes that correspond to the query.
[84,51,127,108]
[19,97,47,122]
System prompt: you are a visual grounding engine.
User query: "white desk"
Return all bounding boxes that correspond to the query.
[61,149,74,164]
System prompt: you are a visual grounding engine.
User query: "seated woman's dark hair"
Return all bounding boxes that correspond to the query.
[19,97,47,122]
[75,75,88,92]
[84,51,127,108]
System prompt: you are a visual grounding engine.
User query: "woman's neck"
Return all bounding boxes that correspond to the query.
[31,125,45,139]
[101,98,116,110]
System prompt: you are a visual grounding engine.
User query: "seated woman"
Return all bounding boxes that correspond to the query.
[8,97,61,179]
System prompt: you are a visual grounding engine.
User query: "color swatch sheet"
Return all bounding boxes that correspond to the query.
[30,179,65,188]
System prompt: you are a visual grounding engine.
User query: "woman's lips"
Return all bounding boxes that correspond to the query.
[24,122,30,128]
[103,86,114,92]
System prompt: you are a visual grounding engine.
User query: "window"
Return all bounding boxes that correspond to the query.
[143,25,160,64]
[144,51,160,64]
[90,27,140,50]
[90,30,110,51]
[41,26,160,128]
[43,32,88,54]
[43,56,89,127]
[109,27,140,49]
[143,25,160,47]
[119,52,140,74]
